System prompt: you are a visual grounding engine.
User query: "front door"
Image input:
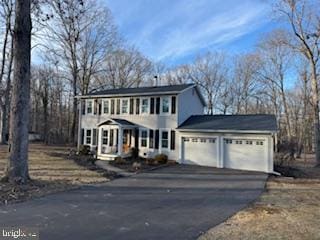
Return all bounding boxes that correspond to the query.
[101,128,110,154]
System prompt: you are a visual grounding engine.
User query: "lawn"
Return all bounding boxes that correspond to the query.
[199,155,320,240]
[0,144,109,205]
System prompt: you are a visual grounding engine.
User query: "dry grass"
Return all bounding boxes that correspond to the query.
[199,155,320,240]
[0,144,109,205]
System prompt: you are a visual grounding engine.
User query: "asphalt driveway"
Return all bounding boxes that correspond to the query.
[0,165,267,240]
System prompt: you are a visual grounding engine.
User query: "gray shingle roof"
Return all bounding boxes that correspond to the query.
[178,114,277,132]
[98,118,136,127]
[86,84,195,97]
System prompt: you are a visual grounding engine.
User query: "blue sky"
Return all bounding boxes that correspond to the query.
[104,0,279,66]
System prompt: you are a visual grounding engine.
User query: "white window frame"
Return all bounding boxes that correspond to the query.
[102,129,108,145]
[161,96,170,115]
[140,97,149,114]
[86,100,94,115]
[85,129,92,145]
[160,129,170,149]
[121,99,129,115]
[102,99,110,115]
[140,129,148,148]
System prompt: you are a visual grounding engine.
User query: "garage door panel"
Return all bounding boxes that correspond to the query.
[224,139,267,172]
[183,137,218,167]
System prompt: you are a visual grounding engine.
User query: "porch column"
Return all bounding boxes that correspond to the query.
[97,127,102,156]
[118,127,123,156]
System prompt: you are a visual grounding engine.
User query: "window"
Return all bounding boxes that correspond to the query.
[86,129,92,144]
[141,130,148,147]
[225,139,232,144]
[116,99,120,114]
[141,98,149,114]
[103,100,109,114]
[200,138,206,143]
[102,130,108,145]
[110,99,115,114]
[162,97,169,113]
[149,130,154,148]
[122,99,129,114]
[256,141,264,146]
[192,138,198,142]
[246,140,253,145]
[209,139,216,143]
[183,138,190,142]
[161,131,169,148]
[86,100,93,114]
[235,140,242,144]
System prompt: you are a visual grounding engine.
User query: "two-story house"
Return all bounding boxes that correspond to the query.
[76,84,277,173]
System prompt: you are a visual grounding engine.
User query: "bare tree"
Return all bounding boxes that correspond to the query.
[189,52,227,114]
[3,0,31,184]
[276,0,320,163]
[257,30,293,139]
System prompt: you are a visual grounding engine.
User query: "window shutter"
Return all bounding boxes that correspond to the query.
[150,98,155,114]
[98,100,102,115]
[155,130,159,149]
[156,97,160,114]
[135,129,139,148]
[81,129,84,145]
[92,129,97,145]
[116,99,120,114]
[130,98,134,114]
[110,129,114,146]
[136,98,140,114]
[171,96,176,114]
[170,130,175,150]
[81,100,86,115]
[94,100,97,115]
[111,99,115,114]
[149,129,154,148]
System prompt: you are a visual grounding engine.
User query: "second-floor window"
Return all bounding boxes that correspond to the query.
[122,99,129,114]
[162,97,169,113]
[86,100,93,114]
[141,98,149,114]
[103,100,109,114]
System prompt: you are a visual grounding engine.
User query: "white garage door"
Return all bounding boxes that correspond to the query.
[224,138,267,172]
[182,137,218,167]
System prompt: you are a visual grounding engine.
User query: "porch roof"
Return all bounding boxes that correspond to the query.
[98,118,136,128]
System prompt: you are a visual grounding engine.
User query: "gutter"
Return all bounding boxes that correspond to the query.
[177,128,277,134]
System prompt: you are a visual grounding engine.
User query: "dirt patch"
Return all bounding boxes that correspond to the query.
[0,144,111,205]
[199,179,320,240]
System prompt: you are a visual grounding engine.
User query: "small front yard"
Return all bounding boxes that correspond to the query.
[0,144,111,205]
[199,155,320,240]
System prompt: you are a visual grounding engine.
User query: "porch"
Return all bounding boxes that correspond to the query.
[97,119,137,160]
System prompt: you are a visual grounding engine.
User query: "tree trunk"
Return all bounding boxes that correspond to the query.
[1,36,14,144]
[310,64,320,164]
[4,0,31,184]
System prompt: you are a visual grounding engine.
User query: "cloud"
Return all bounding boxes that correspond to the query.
[105,0,272,63]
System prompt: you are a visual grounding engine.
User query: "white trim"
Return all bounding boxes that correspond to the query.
[160,96,171,115]
[102,99,110,115]
[177,129,276,134]
[140,97,149,115]
[85,99,94,115]
[139,128,149,148]
[121,98,129,115]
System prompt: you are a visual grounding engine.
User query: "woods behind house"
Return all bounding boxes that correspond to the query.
[0,0,319,164]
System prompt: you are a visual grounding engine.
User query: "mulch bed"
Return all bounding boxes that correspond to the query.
[0,179,78,206]
[109,158,168,172]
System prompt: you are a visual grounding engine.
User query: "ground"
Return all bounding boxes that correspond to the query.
[0,165,267,240]
[199,154,320,240]
[0,144,109,205]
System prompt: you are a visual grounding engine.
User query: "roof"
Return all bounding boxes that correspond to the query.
[80,84,195,97]
[178,114,277,133]
[98,118,136,127]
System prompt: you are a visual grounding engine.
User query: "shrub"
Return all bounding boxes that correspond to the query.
[131,147,139,159]
[154,154,168,164]
[132,161,142,170]
[114,156,126,165]
[79,145,91,155]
